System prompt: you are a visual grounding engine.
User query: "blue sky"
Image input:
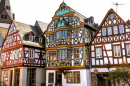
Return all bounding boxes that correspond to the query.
[10,0,130,25]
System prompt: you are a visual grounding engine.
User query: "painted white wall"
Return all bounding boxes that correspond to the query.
[36,68,46,86]
[20,67,27,86]
[46,69,91,86]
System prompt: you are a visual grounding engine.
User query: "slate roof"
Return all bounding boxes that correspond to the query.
[14,21,48,48]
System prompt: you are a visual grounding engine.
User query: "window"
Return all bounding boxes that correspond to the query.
[50,34,56,41]
[39,38,42,43]
[119,25,124,34]
[49,51,56,60]
[74,30,78,38]
[5,15,7,19]
[1,14,4,19]
[11,51,15,60]
[27,69,36,86]
[14,69,20,86]
[3,71,8,85]
[49,73,54,83]
[3,53,6,62]
[74,72,80,83]
[9,35,13,43]
[113,26,118,34]
[67,49,71,59]
[62,50,66,59]
[126,44,130,56]
[102,28,106,36]
[15,50,19,59]
[61,31,65,38]
[67,72,72,83]
[110,14,114,19]
[113,45,121,57]
[95,47,102,58]
[74,49,79,59]
[10,27,14,32]
[57,32,60,39]
[29,35,33,41]
[54,34,56,41]
[107,27,112,35]
[29,49,34,59]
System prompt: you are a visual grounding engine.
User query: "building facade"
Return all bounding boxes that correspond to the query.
[90,9,130,86]
[45,2,97,86]
[1,21,47,86]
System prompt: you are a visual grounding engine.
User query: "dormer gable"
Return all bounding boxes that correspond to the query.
[29,32,34,42]
[91,8,130,44]
[0,9,11,23]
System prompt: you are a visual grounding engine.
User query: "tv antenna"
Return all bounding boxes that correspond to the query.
[113,2,124,13]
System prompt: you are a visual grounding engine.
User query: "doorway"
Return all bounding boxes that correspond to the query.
[10,70,13,86]
[56,71,62,86]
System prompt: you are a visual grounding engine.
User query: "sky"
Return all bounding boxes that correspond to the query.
[10,0,130,25]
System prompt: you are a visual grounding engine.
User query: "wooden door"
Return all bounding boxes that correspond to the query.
[56,71,62,86]
[10,70,13,86]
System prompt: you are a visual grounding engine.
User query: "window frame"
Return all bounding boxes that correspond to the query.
[29,49,35,59]
[67,72,72,83]
[57,32,60,39]
[107,27,112,36]
[15,50,19,59]
[27,68,36,86]
[48,73,54,83]
[9,35,13,43]
[74,49,79,59]
[125,44,130,57]
[74,71,80,83]
[61,31,65,38]
[39,38,43,43]
[49,51,56,60]
[61,50,66,59]
[113,45,122,58]
[110,14,114,19]
[14,69,20,86]
[74,30,78,38]
[113,26,119,35]
[95,47,103,59]
[102,28,106,36]
[119,25,125,34]
[29,35,33,42]
[3,53,6,62]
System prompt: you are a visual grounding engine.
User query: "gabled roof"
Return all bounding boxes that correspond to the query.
[54,2,87,23]
[14,21,47,48]
[90,8,130,44]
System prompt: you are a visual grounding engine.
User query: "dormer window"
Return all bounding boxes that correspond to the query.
[5,15,7,19]
[1,14,4,19]
[29,35,33,42]
[110,14,114,19]
[39,38,43,43]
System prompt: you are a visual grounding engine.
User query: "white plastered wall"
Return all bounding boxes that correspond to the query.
[46,69,91,86]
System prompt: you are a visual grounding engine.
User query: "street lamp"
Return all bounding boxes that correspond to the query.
[94,68,98,86]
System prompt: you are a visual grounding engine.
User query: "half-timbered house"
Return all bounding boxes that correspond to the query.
[45,2,97,86]
[1,20,47,86]
[90,9,130,86]
[0,0,14,83]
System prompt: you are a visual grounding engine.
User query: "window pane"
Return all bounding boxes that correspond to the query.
[119,25,124,34]
[126,44,130,56]
[67,72,72,83]
[110,14,114,19]
[113,26,118,34]
[27,69,36,86]
[96,47,102,58]
[107,27,112,35]
[49,73,54,83]
[74,72,80,83]
[62,50,65,59]
[62,31,65,38]
[113,46,121,57]
[102,28,106,36]
[74,30,78,38]
[57,32,60,39]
